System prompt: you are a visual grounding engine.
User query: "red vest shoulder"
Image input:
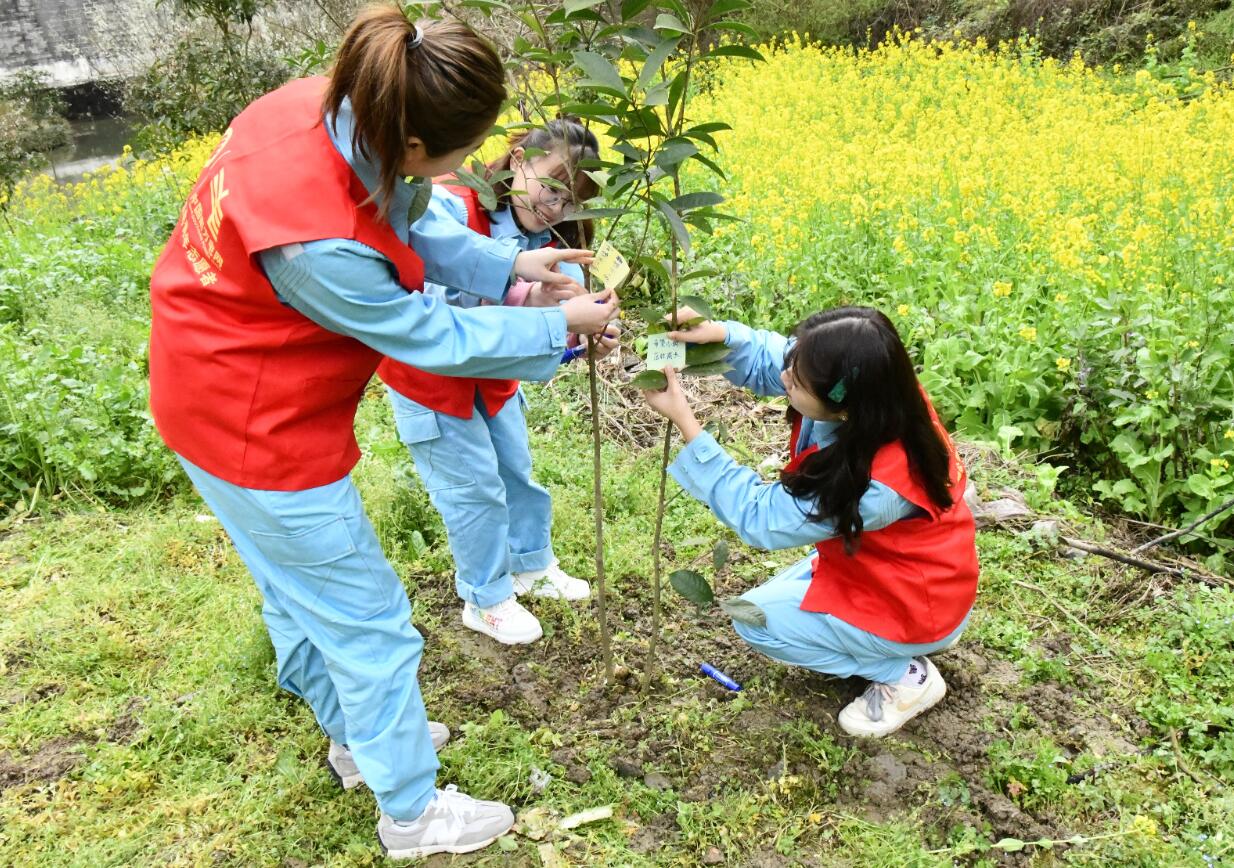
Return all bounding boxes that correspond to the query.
[149,78,424,490]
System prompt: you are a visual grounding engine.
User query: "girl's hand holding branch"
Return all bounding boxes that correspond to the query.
[664,306,727,344]
[641,366,703,442]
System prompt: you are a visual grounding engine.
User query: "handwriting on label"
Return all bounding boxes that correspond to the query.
[646,333,687,370]
[590,241,630,291]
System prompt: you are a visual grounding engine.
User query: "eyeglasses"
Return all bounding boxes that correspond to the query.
[536,185,575,210]
[518,161,576,210]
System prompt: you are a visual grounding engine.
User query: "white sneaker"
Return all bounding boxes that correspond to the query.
[462,597,543,645]
[378,785,514,859]
[512,559,591,601]
[838,657,947,738]
[328,721,451,790]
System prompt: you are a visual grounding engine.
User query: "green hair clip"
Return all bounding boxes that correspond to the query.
[826,366,859,404]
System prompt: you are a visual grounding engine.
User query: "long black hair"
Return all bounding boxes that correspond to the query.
[485,118,600,247]
[780,307,955,554]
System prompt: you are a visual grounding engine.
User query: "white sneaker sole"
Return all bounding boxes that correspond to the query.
[462,606,543,645]
[838,673,947,738]
[382,828,509,860]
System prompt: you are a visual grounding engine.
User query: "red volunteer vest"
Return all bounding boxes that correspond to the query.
[376,182,521,419]
[786,401,978,644]
[148,76,425,490]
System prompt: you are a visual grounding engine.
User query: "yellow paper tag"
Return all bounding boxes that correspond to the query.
[591,241,630,291]
[646,333,687,371]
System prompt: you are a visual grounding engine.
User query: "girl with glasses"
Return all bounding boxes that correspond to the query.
[378,118,621,646]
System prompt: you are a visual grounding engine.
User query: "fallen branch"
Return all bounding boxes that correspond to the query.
[1060,536,1198,580]
[1131,497,1234,554]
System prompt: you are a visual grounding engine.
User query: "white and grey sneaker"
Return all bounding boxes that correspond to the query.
[327,721,451,790]
[512,559,591,601]
[838,657,947,738]
[462,597,543,645]
[378,784,514,859]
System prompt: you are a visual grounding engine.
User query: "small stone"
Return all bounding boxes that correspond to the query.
[643,771,671,791]
[565,764,592,785]
[702,846,725,864]
[610,756,642,778]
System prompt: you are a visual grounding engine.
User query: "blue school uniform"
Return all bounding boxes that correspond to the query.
[179,98,569,822]
[385,191,583,608]
[669,322,970,683]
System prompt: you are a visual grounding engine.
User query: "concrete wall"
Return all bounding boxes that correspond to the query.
[0,0,168,87]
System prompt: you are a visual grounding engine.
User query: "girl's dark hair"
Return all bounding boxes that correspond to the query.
[780,306,956,554]
[325,6,506,219]
[486,118,601,247]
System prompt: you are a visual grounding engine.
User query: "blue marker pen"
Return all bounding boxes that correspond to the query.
[561,344,587,363]
[700,663,741,691]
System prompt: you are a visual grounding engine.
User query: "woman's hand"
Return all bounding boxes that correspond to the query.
[664,306,727,344]
[515,248,593,291]
[525,281,577,307]
[641,366,703,441]
[562,289,619,335]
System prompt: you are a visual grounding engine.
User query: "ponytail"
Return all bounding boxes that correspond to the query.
[325,5,506,219]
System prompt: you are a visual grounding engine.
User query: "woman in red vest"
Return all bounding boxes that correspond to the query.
[148,7,616,860]
[378,119,619,646]
[642,307,978,738]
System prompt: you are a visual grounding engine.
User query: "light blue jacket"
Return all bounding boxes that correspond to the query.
[424,187,584,307]
[256,98,566,380]
[668,321,920,551]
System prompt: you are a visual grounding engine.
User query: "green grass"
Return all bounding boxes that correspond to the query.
[2,390,1232,865]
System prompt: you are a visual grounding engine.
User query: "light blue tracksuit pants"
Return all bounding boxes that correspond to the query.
[178,456,438,821]
[733,556,971,684]
[387,388,555,608]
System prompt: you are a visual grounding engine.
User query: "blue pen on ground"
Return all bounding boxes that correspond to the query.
[699,662,741,691]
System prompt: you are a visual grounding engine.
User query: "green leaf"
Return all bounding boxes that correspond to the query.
[636,37,681,92]
[406,177,433,225]
[704,44,765,62]
[680,361,733,377]
[573,50,626,96]
[563,208,627,220]
[669,569,714,606]
[654,198,691,256]
[992,838,1027,853]
[677,295,714,318]
[643,82,670,106]
[654,12,689,33]
[667,69,689,121]
[692,151,728,180]
[452,167,498,211]
[685,342,730,367]
[671,192,724,211]
[562,102,620,120]
[686,122,733,135]
[635,306,666,323]
[564,0,604,13]
[636,255,670,285]
[681,268,720,282]
[654,139,698,170]
[712,539,730,571]
[621,0,652,20]
[631,369,667,389]
[705,0,751,21]
[710,20,761,39]
[720,597,766,627]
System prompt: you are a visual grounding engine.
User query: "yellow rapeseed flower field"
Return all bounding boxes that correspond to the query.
[689,33,1234,527]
